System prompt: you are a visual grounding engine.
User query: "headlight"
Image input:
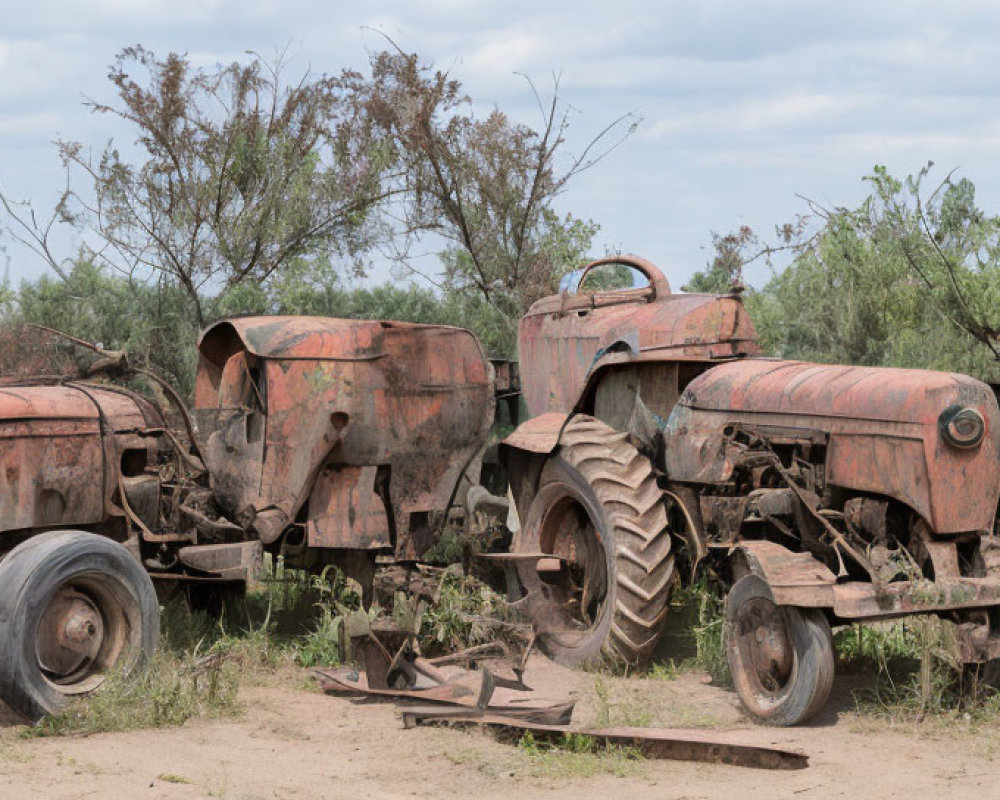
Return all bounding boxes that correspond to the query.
[939,404,986,449]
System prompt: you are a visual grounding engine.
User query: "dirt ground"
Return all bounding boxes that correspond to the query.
[1,655,999,800]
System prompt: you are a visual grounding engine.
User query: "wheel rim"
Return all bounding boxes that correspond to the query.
[35,575,137,695]
[732,596,794,698]
[524,483,609,646]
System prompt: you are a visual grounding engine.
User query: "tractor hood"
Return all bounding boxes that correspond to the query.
[197,316,472,364]
[663,359,1000,535]
[194,316,494,561]
[519,257,760,418]
[675,359,993,426]
[0,385,150,430]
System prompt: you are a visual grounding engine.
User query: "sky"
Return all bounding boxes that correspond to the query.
[2,0,1000,291]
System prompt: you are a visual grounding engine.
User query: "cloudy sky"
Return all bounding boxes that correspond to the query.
[2,0,999,290]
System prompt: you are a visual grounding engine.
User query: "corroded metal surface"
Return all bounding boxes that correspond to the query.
[506,253,1000,703]
[403,714,809,770]
[518,256,760,419]
[500,412,567,455]
[737,540,1000,629]
[0,384,162,535]
[194,317,494,560]
[663,359,1000,535]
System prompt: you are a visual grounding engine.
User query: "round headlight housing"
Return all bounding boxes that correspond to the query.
[938,404,986,449]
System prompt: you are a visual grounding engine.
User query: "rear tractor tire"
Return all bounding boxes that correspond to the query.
[516,415,676,667]
[0,531,160,722]
[725,575,834,726]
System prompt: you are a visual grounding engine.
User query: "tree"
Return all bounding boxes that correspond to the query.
[682,226,760,294]
[864,164,1000,362]
[13,257,201,395]
[1,47,396,327]
[748,208,917,366]
[747,165,1000,381]
[2,44,630,371]
[358,47,632,321]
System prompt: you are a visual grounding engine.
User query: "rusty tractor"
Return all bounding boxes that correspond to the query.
[0,318,494,720]
[500,255,1000,725]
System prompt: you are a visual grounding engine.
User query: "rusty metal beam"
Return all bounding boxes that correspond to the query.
[400,713,808,770]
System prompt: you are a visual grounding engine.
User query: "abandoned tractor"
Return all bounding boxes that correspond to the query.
[0,318,495,721]
[501,255,1000,725]
[192,316,495,591]
[0,365,201,721]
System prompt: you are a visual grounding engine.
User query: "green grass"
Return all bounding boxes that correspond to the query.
[837,618,1000,722]
[29,559,518,736]
[513,729,645,779]
[29,650,241,737]
[648,578,730,686]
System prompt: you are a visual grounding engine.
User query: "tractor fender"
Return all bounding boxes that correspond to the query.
[500,412,570,455]
[499,412,572,534]
[732,540,836,609]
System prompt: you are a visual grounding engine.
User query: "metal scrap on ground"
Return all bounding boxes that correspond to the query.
[314,661,575,726]
[401,713,809,771]
[316,661,807,771]
[314,620,808,771]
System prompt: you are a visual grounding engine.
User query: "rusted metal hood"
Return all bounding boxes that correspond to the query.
[520,288,760,419]
[678,359,994,426]
[0,385,148,430]
[0,386,102,420]
[194,316,494,561]
[198,316,473,363]
[524,292,759,357]
[0,383,163,537]
[664,358,1000,535]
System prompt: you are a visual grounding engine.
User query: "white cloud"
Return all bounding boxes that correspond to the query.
[0,111,65,137]
[5,0,1000,288]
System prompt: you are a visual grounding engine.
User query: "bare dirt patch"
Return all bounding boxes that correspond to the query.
[1,656,999,800]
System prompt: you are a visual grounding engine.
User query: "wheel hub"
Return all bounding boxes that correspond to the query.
[36,588,105,682]
[523,488,609,636]
[737,597,793,693]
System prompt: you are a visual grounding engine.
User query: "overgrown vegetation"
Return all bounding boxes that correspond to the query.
[687,164,1000,383]
[513,729,644,779]
[30,651,241,737]
[836,619,1000,722]
[418,570,512,656]
[28,559,519,736]
[648,579,730,687]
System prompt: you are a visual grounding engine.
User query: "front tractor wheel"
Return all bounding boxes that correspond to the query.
[0,531,160,721]
[516,415,675,667]
[725,575,834,726]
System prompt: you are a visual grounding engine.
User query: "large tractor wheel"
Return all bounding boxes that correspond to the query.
[725,575,834,726]
[0,531,159,721]
[516,415,675,666]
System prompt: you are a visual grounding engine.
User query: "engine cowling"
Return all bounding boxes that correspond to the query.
[662,358,1000,536]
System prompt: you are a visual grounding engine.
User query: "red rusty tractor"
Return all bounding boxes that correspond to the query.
[501,255,1000,725]
[0,318,494,720]
[192,316,494,585]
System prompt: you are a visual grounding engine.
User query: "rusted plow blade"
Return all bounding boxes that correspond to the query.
[401,712,808,770]
[314,664,574,726]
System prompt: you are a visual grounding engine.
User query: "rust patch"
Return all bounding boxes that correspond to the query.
[194,317,494,561]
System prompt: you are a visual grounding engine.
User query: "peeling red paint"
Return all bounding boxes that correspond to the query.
[194,317,494,560]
